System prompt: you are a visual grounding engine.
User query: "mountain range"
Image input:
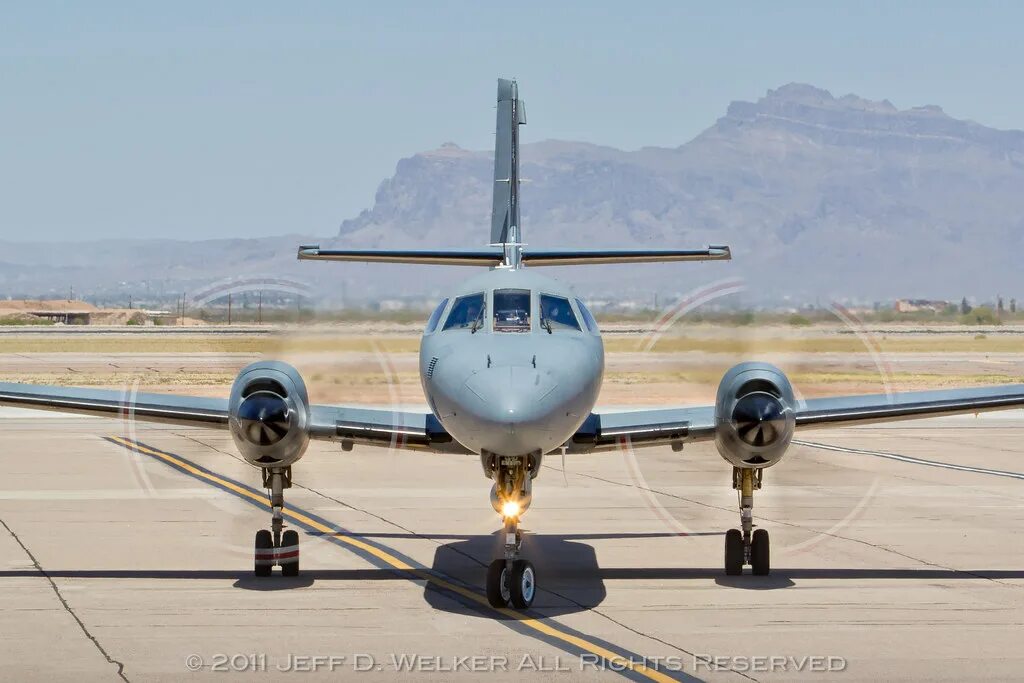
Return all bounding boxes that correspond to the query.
[4,83,1023,306]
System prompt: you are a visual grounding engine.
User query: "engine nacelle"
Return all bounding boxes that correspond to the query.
[714,362,796,469]
[228,361,311,468]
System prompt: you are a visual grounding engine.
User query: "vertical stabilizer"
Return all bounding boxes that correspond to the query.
[490,78,526,254]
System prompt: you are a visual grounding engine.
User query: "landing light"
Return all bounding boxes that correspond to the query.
[501,500,521,518]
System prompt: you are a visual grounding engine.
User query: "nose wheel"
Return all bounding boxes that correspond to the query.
[486,517,536,609]
[724,467,770,576]
[254,467,300,577]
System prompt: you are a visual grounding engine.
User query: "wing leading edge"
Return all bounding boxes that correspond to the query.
[5,382,1023,457]
[572,384,1024,453]
[308,405,469,454]
[0,383,229,429]
[795,384,1024,428]
[0,382,464,454]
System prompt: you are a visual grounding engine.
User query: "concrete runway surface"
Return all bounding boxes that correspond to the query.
[1,408,1022,682]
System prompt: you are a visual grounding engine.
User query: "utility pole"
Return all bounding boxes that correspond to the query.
[258,290,262,325]
[227,292,232,325]
[69,285,74,301]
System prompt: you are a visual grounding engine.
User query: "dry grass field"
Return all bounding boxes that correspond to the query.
[1,324,1021,406]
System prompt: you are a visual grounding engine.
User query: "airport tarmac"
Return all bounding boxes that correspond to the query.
[1,407,1022,682]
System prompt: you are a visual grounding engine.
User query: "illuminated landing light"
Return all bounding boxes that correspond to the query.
[501,500,521,518]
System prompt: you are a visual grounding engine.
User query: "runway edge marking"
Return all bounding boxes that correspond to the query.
[104,435,698,683]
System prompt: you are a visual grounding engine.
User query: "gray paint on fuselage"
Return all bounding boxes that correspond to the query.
[419,268,604,457]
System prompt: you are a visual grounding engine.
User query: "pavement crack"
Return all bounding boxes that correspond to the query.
[588,609,759,682]
[0,517,130,681]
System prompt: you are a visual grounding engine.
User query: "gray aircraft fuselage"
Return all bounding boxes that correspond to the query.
[419,267,604,458]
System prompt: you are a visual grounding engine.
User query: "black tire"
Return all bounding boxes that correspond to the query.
[509,560,536,609]
[486,559,510,608]
[254,529,273,577]
[750,528,770,576]
[280,529,300,577]
[724,528,744,576]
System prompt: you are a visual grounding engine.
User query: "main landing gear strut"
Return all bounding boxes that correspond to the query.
[724,467,770,576]
[485,455,537,609]
[254,466,300,577]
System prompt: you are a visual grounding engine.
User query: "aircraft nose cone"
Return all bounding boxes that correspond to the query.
[462,366,558,453]
[237,392,292,446]
[465,367,555,422]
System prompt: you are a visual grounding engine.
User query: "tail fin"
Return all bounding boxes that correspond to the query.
[490,78,526,247]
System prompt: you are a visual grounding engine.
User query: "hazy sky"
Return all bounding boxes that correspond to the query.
[3,1,1023,242]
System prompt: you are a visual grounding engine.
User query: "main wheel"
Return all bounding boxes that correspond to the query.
[280,529,300,577]
[509,560,536,609]
[486,559,510,608]
[724,528,744,576]
[254,529,273,577]
[750,528,770,576]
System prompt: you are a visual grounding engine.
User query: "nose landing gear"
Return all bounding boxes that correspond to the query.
[486,516,536,609]
[254,467,300,577]
[485,455,537,609]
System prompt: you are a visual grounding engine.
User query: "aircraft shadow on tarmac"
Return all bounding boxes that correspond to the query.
[9,524,1024,603]
[424,531,608,618]
[4,566,1020,584]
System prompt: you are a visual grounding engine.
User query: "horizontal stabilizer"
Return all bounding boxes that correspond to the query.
[522,246,731,266]
[298,245,730,267]
[298,246,503,266]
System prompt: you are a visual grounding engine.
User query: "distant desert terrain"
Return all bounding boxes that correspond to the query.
[2,323,1021,407]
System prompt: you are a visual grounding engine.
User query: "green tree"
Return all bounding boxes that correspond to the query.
[960,306,999,326]
[787,313,811,327]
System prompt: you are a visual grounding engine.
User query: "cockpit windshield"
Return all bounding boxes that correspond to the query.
[540,294,581,332]
[575,298,599,333]
[493,289,531,332]
[442,293,485,331]
[424,298,449,334]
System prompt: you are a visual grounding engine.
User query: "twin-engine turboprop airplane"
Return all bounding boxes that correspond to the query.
[3,79,1024,610]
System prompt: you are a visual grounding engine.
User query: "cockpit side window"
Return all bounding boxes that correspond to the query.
[493,289,531,332]
[424,298,449,334]
[442,292,486,332]
[575,298,599,334]
[539,294,581,332]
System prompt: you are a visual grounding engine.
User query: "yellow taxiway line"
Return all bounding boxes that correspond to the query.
[106,435,686,683]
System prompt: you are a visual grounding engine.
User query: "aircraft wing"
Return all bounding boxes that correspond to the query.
[308,405,469,454]
[569,384,1024,453]
[0,383,230,428]
[565,406,717,453]
[0,383,467,454]
[794,384,1024,428]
